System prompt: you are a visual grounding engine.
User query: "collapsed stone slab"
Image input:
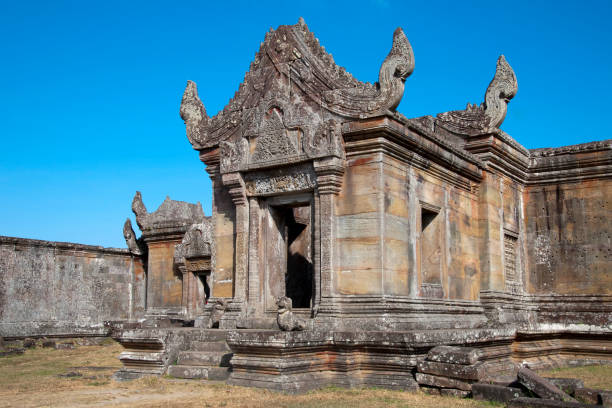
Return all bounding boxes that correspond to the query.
[518,368,576,402]
[417,360,485,381]
[472,383,525,403]
[574,388,612,406]
[507,397,600,408]
[415,373,474,391]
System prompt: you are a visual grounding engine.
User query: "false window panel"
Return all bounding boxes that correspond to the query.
[504,233,520,293]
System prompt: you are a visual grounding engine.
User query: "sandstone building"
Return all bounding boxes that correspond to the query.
[1,20,610,392]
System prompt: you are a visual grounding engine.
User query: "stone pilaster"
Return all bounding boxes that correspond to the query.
[221,172,249,308]
[247,196,261,315]
[313,157,344,302]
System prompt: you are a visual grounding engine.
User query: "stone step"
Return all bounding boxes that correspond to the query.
[167,365,209,379]
[177,351,233,367]
[167,365,231,381]
[196,330,229,342]
[190,341,231,352]
[207,366,231,381]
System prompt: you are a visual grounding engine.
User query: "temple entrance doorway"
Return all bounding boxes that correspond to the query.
[264,196,313,312]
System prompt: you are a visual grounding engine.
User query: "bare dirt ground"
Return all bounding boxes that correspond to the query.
[1,339,610,407]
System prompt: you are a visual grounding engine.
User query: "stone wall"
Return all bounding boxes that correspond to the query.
[524,144,612,296]
[524,178,611,295]
[0,236,145,338]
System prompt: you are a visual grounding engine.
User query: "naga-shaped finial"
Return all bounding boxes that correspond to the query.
[180,80,209,148]
[483,55,517,128]
[123,218,143,256]
[378,27,415,111]
[131,191,148,230]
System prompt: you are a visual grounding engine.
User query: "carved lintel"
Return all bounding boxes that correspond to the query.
[313,157,345,195]
[244,163,317,196]
[221,172,247,206]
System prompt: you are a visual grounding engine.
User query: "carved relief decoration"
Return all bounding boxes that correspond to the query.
[436,55,518,135]
[244,163,317,196]
[180,18,414,154]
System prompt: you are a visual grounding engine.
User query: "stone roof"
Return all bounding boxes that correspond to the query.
[180,18,415,151]
[131,191,205,233]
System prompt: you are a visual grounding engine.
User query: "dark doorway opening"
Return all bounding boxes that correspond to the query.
[270,204,313,309]
[198,274,210,304]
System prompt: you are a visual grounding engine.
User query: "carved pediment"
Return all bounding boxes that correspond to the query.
[180,18,414,152]
[251,105,299,163]
[219,94,344,173]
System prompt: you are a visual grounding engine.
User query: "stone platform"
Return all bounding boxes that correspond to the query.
[112,325,612,392]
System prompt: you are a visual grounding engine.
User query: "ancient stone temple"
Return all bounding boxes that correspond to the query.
[1,19,610,393]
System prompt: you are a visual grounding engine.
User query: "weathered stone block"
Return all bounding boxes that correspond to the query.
[426,345,482,365]
[601,391,612,407]
[472,383,525,403]
[518,368,575,402]
[415,372,474,391]
[420,386,441,395]
[507,397,599,408]
[574,388,603,405]
[42,340,56,348]
[167,365,209,379]
[545,378,584,396]
[56,343,75,350]
[440,388,470,398]
[417,360,485,380]
[23,338,36,348]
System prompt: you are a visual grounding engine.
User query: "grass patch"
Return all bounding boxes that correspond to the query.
[537,365,612,390]
[2,342,611,407]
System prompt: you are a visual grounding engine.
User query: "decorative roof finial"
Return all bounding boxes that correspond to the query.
[131,191,147,230]
[378,27,415,111]
[123,218,143,256]
[180,81,209,148]
[483,55,518,128]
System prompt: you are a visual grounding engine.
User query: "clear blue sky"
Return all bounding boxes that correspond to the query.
[1,0,610,248]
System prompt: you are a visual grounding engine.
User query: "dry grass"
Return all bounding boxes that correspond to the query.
[537,365,612,390]
[2,340,609,407]
[0,340,501,408]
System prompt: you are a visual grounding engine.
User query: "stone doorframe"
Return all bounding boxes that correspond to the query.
[252,192,314,316]
[220,157,344,321]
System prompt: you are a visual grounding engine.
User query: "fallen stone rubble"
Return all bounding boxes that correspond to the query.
[416,345,611,407]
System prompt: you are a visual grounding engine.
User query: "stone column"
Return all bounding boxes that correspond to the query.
[313,157,344,304]
[221,172,249,309]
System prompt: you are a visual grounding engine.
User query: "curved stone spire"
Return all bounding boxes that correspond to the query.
[483,55,518,128]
